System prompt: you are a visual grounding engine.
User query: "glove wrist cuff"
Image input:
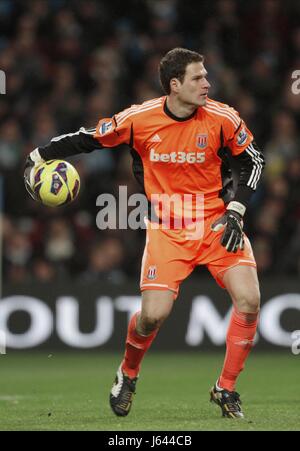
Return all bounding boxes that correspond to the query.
[30,148,44,164]
[227,201,246,217]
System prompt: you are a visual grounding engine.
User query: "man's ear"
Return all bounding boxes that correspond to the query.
[170,78,180,93]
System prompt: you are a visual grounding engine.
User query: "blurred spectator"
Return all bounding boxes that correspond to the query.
[44,218,75,263]
[252,237,273,274]
[0,119,24,170]
[81,237,126,284]
[31,258,57,282]
[4,230,32,267]
[264,111,300,179]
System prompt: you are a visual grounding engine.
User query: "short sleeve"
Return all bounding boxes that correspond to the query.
[222,108,253,156]
[94,112,132,148]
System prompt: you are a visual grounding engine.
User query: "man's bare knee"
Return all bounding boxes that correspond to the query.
[223,266,261,314]
[138,290,174,335]
[235,289,261,314]
[138,313,168,335]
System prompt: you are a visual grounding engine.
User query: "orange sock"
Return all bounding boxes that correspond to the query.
[121,312,158,379]
[218,309,259,392]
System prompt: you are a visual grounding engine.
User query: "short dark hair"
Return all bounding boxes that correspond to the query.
[159,48,204,95]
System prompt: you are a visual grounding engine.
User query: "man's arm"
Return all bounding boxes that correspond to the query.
[212,114,265,253]
[37,127,102,160]
[231,139,265,212]
[24,114,133,198]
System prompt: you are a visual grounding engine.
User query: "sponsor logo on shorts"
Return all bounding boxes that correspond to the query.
[147,266,157,280]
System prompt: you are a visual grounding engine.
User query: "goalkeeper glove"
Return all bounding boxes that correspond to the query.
[24,149,44,201]
[211,201,246,253]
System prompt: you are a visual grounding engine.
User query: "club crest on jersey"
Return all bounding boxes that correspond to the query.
[147,265,157,280]
[99,121,113,136]
[237,127,248,146]
[196,134,208,149]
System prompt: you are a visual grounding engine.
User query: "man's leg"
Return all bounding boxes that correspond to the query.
[110,289,175,416]
[219,265,260,391]
[122,289,175,378]
[210,265,260,418]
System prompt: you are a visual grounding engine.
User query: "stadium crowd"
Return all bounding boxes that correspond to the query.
[1,0,300,285]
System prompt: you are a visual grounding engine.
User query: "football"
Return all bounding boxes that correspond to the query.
[32,160,80,207]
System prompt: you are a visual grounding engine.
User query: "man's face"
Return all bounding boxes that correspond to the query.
[172,62,210,107]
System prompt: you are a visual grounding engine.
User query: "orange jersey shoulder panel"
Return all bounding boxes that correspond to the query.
[93,97,165,148]
[203,98,253,155]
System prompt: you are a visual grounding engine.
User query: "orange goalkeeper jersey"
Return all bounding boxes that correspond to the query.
[94,96,254,213]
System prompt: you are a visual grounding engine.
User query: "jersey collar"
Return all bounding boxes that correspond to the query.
[163,98,197,122]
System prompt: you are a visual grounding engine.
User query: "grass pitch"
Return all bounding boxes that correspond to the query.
[0,352,299,431]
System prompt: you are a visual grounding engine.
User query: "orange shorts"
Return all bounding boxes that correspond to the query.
[140,206,256,299]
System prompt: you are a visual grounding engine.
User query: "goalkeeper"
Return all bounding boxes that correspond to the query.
[25,47,265,419]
